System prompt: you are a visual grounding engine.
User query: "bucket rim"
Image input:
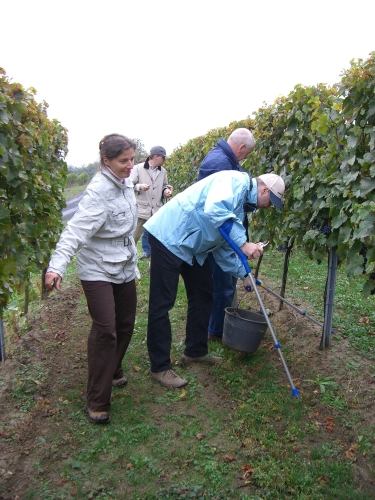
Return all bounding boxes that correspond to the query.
[225,307,267,324]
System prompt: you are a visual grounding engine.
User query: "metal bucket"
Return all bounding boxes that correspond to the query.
[223,307,268,353]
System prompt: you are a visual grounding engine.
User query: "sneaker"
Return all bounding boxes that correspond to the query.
[208,334,222,343]
[86,407,110,424]
[151,369,188,388]
[180,354,222,365]
[140,253,150,259]
[112,377,128,388]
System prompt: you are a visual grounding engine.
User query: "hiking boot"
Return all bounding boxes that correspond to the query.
[180,354,222,365]
[112,377,128,388]
[208,334,222,343]
[86,407,110,424]
[151,370,188,388]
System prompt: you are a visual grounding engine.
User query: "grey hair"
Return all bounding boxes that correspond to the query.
[228,128,255,150]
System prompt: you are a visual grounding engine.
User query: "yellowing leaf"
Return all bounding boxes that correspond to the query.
[358,317,369,323]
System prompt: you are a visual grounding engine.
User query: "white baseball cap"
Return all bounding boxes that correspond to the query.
[258,173,285,209]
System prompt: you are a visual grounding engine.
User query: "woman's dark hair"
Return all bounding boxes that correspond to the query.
[98,134,136,167]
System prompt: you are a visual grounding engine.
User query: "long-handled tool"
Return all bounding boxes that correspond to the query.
[219,221,299,398]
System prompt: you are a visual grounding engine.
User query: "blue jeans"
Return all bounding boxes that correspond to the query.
[207,253,237,338]
[141,229,150,256]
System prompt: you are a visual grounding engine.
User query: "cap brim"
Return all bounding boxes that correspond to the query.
[270,191,283,209]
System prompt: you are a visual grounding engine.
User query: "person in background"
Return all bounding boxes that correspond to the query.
[198,128,256,342]
[140,228,151,259]
[144,170,285,388]
[134,157,152,260]
[45,134,138,424]
[131,146,173,252]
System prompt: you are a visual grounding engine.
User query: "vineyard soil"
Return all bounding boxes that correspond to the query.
[0,274,375,498]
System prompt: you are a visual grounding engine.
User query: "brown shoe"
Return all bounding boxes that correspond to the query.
[180,354,222,365]
[86,407,110,424]
[208,334,222,343]
[151,370,188,388]
[112,377,128,388]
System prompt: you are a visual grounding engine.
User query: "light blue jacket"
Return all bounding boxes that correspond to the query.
[144,170,258,279]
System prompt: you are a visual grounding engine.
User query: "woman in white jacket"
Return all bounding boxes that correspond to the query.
[45,134,138,424]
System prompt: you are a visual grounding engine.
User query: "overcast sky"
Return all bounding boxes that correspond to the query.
[2,0,374,167]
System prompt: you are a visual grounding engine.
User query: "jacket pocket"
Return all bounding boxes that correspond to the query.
[100,250,131,276]
[109,210,133,230]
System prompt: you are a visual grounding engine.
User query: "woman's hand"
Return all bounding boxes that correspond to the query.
[140,184,150,191]
[45,272,62,292]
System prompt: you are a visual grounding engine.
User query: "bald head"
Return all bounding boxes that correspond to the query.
[227,128,255,161]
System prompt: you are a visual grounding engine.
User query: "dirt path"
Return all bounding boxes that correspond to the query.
[0,277,87,498]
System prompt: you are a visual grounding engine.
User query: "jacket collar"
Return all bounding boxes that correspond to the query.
[144,157,161,171]
[217,139,240,170]
[244,177,258,213]
[101,168,132,189]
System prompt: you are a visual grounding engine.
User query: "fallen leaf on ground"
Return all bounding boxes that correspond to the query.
[248,365,262,372]
[221,454,236,462]
[133,366,141,372]
[358,317,370,323]
[179,389,187,399]
[56,478,68,486]
[345,443,358,459]
[323,416,335,432]
[196,432,205,440]
[241,463,254,480]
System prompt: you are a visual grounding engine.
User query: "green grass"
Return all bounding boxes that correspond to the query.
[63,183,87,200]
[2,244,375,499]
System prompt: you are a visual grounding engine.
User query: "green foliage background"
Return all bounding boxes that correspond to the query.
[165,53,375,295]
[0,69,68,313]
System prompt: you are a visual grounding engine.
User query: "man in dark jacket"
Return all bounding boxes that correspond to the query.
[198,128,255,180]
[198,128,256,342]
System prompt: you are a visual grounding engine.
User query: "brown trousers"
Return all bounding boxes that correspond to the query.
[81,279,137,412]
